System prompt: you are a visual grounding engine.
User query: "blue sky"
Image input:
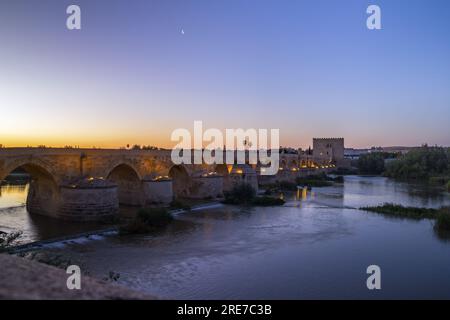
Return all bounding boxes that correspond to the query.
[0,0,449,148]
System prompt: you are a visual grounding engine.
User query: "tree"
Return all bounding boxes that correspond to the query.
[384,146,449,180]
[357,152,393,175]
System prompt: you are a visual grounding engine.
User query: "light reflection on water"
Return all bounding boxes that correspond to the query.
[0,184,28,208]
[11,176,449,299]
[0,183,108,244]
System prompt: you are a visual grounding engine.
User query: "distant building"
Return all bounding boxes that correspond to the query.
[313,138,344,161]
[312,138,351,168]
[344,148,369,160]
[379,146,414,155]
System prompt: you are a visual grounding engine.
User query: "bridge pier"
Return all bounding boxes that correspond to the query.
[229,165,258,192]
[0,148,339,222]
[189,175,224,199]
[142,178,173,205]
[26,179,60,219]
[58,178,119,221]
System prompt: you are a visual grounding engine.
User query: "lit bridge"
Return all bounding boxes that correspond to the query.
[0,148,326,221]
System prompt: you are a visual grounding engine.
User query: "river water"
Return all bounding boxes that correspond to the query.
[1,176,450,299]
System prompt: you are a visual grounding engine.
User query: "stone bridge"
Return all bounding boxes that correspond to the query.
[0,148,329,221]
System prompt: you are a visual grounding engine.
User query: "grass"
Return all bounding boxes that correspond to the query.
[119,208,173,235]
[223,183,256,205]
[329,167,359,175]
[435,208,450,231]
[295,173,342,187]
[251,196,285,206]
[295,177,332,188]
[264,174,341,192]
[0,231,22,252]
[328,175,344,183]
[277,181,297,191]
[428,176,450,186]
[223,183,284,206]
[360,203,450,235]
[360,203,438,220]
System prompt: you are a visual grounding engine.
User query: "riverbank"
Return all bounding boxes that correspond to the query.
[0,253,155,299]
[2,176,450,299]
[4,201,223,253]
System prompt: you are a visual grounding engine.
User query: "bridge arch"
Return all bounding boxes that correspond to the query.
[1,160,60,218]
[289,159,298,170]
[215,164,232,191]
[168,165,191,198]
[106,163,143,206]
[1,157,59,184]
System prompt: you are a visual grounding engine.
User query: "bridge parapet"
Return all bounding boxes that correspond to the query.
[0,148,329,221]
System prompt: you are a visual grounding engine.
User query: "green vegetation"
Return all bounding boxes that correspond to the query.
[223,183,257,205]
[31,253,74,269]
[263,174,343,193]
[357,152,397,175]
[103,271,121,282]
[0,231,22,252]
[223,183,285,206]
[295,178,332,187]
[384,146,449,182]
[447,180,450,192]
[295,173,334,187]
[435,208,450,234]
[276,181,295,191]
[428,176,450,186]
[330,167,358,175]
[360,203,450,235]
[119,208,173,234]
[328,175,344,183]
[251,196,285,206]
[360,203,438,220]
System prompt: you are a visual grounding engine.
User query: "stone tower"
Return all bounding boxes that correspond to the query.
[312,138,345,163]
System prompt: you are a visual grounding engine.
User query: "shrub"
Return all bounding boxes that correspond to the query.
[120,208,173,234]
[384,146,449,180]
[277,181,297,191]
[429,176,450,186]
[251,196,285,206]
[360,203,438,220]
[435,208,450,232]
[0,231,22,252]
[223,183,284,206]
[103,271,121,282]
[329,167,358,175]
[223,183,256,205]
[295,177,332,187]
[328,175,344,183]
[357,153,392,175]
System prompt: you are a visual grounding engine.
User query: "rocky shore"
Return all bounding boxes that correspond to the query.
[0,254,156,300]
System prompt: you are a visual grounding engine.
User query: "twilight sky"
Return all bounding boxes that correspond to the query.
[0,0,449,149]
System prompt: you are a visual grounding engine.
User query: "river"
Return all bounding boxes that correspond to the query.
[1,176,450,299]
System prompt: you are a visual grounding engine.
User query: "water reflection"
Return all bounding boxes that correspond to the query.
[0,183,28,208]
[25,176,450,299]
[0,182,109,244]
